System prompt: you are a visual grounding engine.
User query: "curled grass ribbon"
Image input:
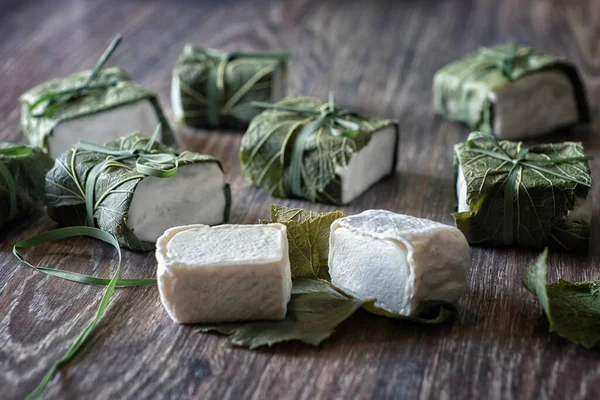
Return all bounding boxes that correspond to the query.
[465,131,593,244]
[13,226,156,287]
[14,226,156,400]
[28,35,123,118]
[252,93,359,197]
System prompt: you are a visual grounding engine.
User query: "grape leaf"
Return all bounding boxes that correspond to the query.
[197,279,367,348]
[327,280,457,324]
[262,204,343,279]
[523,248,600,348]
[198,278,456,349]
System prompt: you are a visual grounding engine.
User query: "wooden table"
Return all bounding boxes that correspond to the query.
[1,0,599,398]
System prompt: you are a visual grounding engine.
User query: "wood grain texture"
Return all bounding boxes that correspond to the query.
[1,0,599,399]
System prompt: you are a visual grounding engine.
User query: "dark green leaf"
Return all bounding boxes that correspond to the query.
[262,204,343,279]
[199,277,455,349]
[197,279,368,349]
[523,249,600,348]
[327,281,457,324]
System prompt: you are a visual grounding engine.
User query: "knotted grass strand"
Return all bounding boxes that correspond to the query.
[14,226,156,400]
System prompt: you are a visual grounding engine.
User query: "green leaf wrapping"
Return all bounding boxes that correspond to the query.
[433,45,590,135]
[45,133,231,251]
[523,249,600,349]
[0,143,53,228]
[172,44,289,129]
[20,67,175,152]
[453,140,592,251]
[199,278,455,349]
[261,204,344,279]
[197,279,368,348]
[240,96,399,204]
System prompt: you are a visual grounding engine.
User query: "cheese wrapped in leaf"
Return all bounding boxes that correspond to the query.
[240,96,399,204]
[328,210,469,317]
[21,67,175,159]
[20,36,175,158]
[0,143,53,228]
[45,133,230,251]
[454,133,593,252]
[434,45,590,140]
[171,44,289,130]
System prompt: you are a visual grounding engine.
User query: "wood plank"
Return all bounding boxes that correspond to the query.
[0,0,599,399]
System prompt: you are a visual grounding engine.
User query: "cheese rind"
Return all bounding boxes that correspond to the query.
[336,126,397,204]
[328,210,469,316]
[156,223,292,324]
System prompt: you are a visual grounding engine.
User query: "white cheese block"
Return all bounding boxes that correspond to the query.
[456,165,592,224]
[328,210,469,316]
[156,223,292,324]
[128,163,228,243]
[335,126,397,204]
[49,100,162,159]
[170,75,184,122]
[490,71,579,140]
[171,65,285,122]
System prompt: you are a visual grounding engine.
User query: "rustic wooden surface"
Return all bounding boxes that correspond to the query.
[1,0,599,399]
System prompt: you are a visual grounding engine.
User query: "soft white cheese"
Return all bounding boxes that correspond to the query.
[490,71,579,140]
[456,165,592,224]
[170,75,184,122]
[328,210,469,316]
[271,65,285,103]
[49,100,162,159]
[128,163,228,243]
[156,223,292,324]
[335,126,397,204]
